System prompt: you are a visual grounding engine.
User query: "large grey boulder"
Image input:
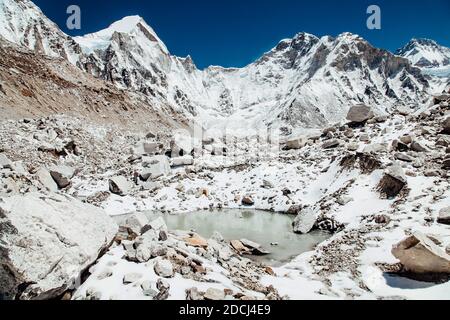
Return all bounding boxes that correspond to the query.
[170,156,194,167]
[0,193,118,300]
[132,141,159,156]
[109,176,133,196]
[292,208,317,234]
[154,259,174,278]
[377,164,407,198]
[284,136,307,150]
[36,168,58,192]
[49,165,75,189]
[346,104,374,123]
[140,156,171,181]
[392,232,450,274]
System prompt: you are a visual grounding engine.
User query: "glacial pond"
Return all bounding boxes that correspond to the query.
[116,209,331,266]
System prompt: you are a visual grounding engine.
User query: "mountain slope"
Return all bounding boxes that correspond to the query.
[0,0,437,132]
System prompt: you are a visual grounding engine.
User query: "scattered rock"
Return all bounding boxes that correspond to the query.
[109,176,133,196]
[204,288,225,300]
[241,195,254,206]
[124,212,149,235]
[322,139,340,149]
[442,117,450,134]
[49,165,75,189]
[184,234,208,248]
[36,167,58,192]
[123,273,142,284]
[377,164,407,198]
[141,155,171,180]
[186,287,204,300]
[395,153,414,162]
[346,104,374,124]
[154,259,174,278]
[0,154,12,169]
[410,141,428,153]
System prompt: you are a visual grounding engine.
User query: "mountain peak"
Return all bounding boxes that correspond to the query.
[397,38,450,68]
[105,15,145,34]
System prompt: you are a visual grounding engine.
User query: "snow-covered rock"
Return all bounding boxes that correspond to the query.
[292,208,317,234]
[141,155,171,180]
[392,232,450,274]
[346,104,374,123]
[49,165,75,189]
[0,193,118,300]
[109,176,133,196]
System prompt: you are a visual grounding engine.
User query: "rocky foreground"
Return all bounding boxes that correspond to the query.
[1,93,450,300]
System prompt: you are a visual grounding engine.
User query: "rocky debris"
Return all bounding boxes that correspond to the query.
[123,212,149,236]
[49,165,75,189]
[230,240,251,254]
[204,288,225,300]
[437,207,450,225]
[109,176,133,196]
[35,167,58,192]
[154,259,174,278]
[377,164,407,198]
[155,278,170,300]
[141,155,171,180]
[392,232,450,274]
[322,139,340,149]
[184,234,208,248]
[395,153,414,162]
[0,193,117,300]
[292,208,317,234]
[241,195,254,206]
[186,287,204,300]
[0,154,12,169]
[240,239,270,256]
[346,104,374,124]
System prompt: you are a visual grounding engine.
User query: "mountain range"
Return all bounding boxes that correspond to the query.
[1,0,449,133]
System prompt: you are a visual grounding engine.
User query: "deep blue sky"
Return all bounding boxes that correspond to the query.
[33,0,450,69]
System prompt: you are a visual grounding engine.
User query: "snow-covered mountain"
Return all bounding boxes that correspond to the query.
[0,0,439,132]
[0,0,82,65]
[396,38,450,93]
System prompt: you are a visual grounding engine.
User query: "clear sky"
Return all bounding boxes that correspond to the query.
[33,0,450,69]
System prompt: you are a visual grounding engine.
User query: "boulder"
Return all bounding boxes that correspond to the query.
[171,156,194,167]
[322,139,340,149]
[123,212,149,235]
[377,164,407,198]
[0,193,118,300]
[36,168,58,192]
[49,165,75,189]
[392,232,450,274]
[0,154,12,169]
[292,208,316,234]
[123,273,142,284]
[204,288,225,300]
[140,156,171,181]
[410,141,428,153]
[442,117,450,134]
[109,176,133,196]
[437,207,450,225]
[154,259,174,278]
[133,141,159,156]
[363,143,387,154]
[284,136,307,150]
[346,104,374,123]
[395,153,414,162]
[241,196,254,206]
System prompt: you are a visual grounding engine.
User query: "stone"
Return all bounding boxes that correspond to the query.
[154,259,174,278]
[395,153,414,162]
[133,141,159,156]
[347,142,359,151]
[443,157,450,170]
[375,214,391,224]
[374,115,388,123]
[49,165,75,189]
[292,208,316,234]
[156,278,170,300]
[184,234,208,248]
[186,287,204,300]
[359,134,370,142]
[124,212,149,235]
[410,141,428,152]
[230,240,250,254]
[392,232,450,274]
[0,193,118,300]
[284,136,307,150]
[336,196,353,206]
[171,156,194,167]
[241,195,254,206]
[204,288,225,301]
[322,139,340,149]
[147,217,168,233]
[141,281,158,298]
[36,167,58,192]
[109,176,133,196]
[399,135,413,145]
[363,143,386,154]
[0,154,12,169]
[123,273,142,284]
[377,164,407,198]
[346,104,374,123]
[442,117,450,134]
[140,156,171,181]
[437,207,450,225]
